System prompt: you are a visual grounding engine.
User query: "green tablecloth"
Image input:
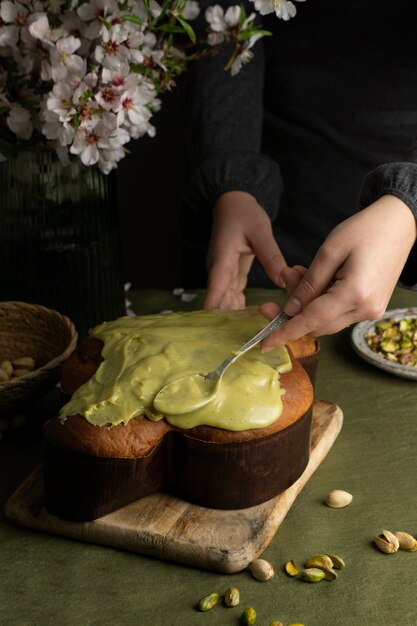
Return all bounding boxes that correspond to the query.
[1,287,416,626]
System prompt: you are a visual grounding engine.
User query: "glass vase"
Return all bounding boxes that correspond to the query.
[0,149,126,340]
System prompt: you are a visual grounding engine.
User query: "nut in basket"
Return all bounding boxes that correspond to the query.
[0,301,78,416]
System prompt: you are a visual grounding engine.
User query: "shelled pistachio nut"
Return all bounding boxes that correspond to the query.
[325,553,346,569]
[394,531,417,551]
[241,607,256,624]
[269,621,284,626]
[12,356,35,370]
[367,317,417,365]
[299,567,326,583]
[304,554,334,569]
[1,360,13,377]
[374,530,400,554]
[284,560,299,577]
[325,489,353,508]
[197,592,219,611]
[249,558,274,581]
[12,368,31,378]
[304,555,337,580]
[224,586,240,607]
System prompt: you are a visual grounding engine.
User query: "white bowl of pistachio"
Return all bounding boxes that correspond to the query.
[351,308,417,380]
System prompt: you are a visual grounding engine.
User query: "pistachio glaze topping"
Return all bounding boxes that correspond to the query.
[59,307,292,431]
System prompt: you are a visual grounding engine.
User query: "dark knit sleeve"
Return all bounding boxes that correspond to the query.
[180,2,282,248]
[358,162,417,288]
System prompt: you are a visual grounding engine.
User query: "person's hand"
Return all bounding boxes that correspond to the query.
[259,194,417,351]
[203,190,287,309]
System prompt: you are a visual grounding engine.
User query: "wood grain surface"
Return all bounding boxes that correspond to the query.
[5,399,343,573]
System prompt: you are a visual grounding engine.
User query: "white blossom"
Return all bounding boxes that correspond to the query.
[182,1,199,20]
[251,0,305,20]
[0,0,293,173]
[231,33,263,76]
[6,104,32,139]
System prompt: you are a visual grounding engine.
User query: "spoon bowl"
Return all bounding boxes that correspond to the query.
[153,310,290,415]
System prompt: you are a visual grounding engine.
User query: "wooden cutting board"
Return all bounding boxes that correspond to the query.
[5,399,342,574]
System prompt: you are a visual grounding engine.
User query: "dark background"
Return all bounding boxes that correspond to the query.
[116,88,191,291]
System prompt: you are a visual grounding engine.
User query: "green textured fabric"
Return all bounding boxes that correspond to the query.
[1,287,416,626]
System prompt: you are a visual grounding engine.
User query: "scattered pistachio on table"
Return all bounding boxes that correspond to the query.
[366,317,417,366]
[224,586,240,607]
[299,567,326,583]
[325,553,346,569]
[269,621,284,626]
[304,554,337,580]
[284,559,299,577]
[394,531,417,551]
[374,530,400,554]
[325,489,353,508]
[197,592,219,612]
[249,558,274,581]
[285,552,346,584]
[241,607,256,624]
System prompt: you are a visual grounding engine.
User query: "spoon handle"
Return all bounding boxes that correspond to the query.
[208,310,291,381]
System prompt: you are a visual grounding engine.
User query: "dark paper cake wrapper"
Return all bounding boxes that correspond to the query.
[297,340,320,389]
[43,407,312,522]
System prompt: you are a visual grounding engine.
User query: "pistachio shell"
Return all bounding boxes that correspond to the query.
[304,555,337,580]
[374,530,400,554]
[12,368,30,378]
[325,553,346,569]
[304,554,334,569]
[249,558,274,581]
[394,531,417,551]
[325,489,353,508]
[0,360,13,377]
[12,356,35,370]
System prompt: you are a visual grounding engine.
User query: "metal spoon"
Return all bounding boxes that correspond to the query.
[153,310,291,415]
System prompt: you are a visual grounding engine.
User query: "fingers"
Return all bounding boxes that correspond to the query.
[204,286,246,310]
[204,255,253,309]
[259,301,282,321]
[261,282,353,351]
[284,252,339,317]
[280,265,307,295]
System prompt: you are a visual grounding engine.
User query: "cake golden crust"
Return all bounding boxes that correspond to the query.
[45,337,315,457]
[43,331,319,519]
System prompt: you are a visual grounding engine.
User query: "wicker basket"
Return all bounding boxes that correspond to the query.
[0,301,78,416]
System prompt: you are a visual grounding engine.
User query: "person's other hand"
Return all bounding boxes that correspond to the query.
[259,195,417,350]
[203,190,287,309]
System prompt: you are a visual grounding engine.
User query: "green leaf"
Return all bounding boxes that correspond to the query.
[156,23,185,33]
[98,16,112,30]
[239,3,247,27]
[130,63,147,74]
[237,27,272,41]
[177,16,196,43]
[122,14,144,25]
